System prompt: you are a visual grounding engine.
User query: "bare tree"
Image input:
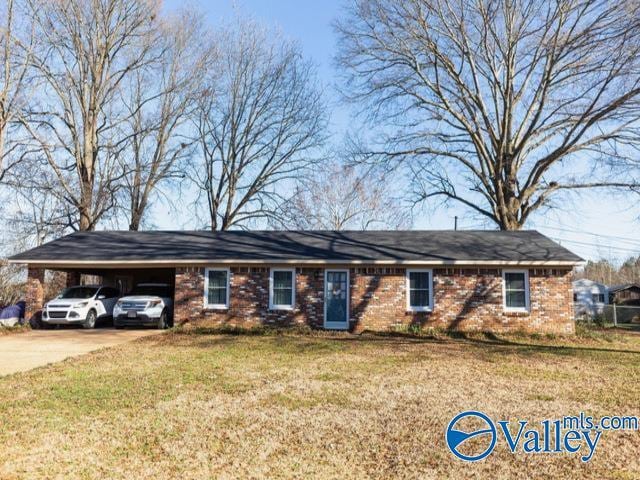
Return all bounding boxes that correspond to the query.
[5,160,72,247]
[22,0,160,231]
[0,260,24,307]
[274,158,411,230]
[119,10,213,230]
[578,256,640,286]
[336,0,640,230]
[0,0,34,185]
[188,19,326,231]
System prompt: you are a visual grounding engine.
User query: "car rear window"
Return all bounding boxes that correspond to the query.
[129,285,172,297]
[59,287,99,299]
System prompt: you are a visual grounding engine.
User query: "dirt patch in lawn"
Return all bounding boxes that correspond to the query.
[0,330,638,479]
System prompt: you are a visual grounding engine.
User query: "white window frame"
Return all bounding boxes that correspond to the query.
[405,269,434,312]
[204,267,230,310]
[269,268,296,310]
[502,269,530,312]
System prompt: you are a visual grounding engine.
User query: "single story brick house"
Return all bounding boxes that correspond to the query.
[9,230,582,334]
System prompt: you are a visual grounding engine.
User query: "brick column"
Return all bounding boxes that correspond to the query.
[25,266,45,325]
[174,267,204,326]
[66,271,81,287]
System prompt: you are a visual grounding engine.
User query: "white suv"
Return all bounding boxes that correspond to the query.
[43,285,120,329]
[113,283,173,329]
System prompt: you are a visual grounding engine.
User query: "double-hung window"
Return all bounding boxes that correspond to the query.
[204,268,229,309]
[502,270,530,312]
[406,269,433,312]
[269,268,295,310]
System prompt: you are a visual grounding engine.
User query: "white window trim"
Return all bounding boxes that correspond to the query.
[269,268,296,310]
[204,267,230,310]
[406,269,434,312]
[502,269,530,312]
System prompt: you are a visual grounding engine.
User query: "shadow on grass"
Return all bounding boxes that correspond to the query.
[150,326,351,355]
[153,325,640,358]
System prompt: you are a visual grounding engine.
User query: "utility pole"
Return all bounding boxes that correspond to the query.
[454,216,458,231]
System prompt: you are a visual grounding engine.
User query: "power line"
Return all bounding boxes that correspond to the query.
[551,237,640,255]
[536,220,640,246]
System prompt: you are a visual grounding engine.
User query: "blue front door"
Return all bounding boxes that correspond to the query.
[324,270,349,330]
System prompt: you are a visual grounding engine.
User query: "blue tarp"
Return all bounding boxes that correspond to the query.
[0,301,26,324]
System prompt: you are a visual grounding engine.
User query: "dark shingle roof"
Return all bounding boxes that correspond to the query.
[608,284,640,293]
[8,230,582,265]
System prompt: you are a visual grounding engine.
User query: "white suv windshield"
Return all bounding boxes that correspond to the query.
[59,287,98,299]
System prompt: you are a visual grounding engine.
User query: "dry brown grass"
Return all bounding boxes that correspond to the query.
[0,329,638,479]
[0,324,29,336]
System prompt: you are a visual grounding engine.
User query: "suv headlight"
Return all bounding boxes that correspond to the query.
[147,300,162,308]
[115,301,123,308]
[73,301,89,308]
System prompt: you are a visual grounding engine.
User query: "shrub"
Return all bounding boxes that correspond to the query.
[592,314,606,327]
[0,263,25,307]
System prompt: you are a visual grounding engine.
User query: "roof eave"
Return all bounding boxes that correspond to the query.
[7,258,583,268]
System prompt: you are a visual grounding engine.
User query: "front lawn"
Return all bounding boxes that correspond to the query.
[0,329,639,479]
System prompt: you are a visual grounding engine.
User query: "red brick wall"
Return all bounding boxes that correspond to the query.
[174,267,325,329]
[25,267,45,324]
[174,265,574,334]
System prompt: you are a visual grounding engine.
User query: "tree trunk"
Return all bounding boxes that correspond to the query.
[129,200,145,231]
[129,215,141,231]
[79,165,94,231]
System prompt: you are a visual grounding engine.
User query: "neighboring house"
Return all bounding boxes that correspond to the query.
[572,279,608,317]
[608,284,640,306]
[9,230,582,334]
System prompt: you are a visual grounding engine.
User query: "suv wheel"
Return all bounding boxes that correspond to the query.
[83,310,97,329]
[157,310,168,330]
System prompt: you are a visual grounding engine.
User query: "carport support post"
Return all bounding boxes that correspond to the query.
[25,266,45,325]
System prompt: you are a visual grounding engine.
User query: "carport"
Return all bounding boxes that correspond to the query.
[7,231,200,324]
[21,265,176,324]
[66,267,175,297]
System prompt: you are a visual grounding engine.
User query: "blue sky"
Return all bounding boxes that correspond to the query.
[162,0,640,262]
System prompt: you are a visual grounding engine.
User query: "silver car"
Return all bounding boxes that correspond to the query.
[113,283,173,329]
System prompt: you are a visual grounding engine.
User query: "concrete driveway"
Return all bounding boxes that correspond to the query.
[0,328,162,376]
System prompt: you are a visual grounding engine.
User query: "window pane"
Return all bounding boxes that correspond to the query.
[410,289,429,307]
[327,272,347,300]
[208,287,226,305]
[273,288,293,306]
[506,291,526,308]
[209,270,227,289]
[410,272,429,289]
[272,271,294,306]
[273,271,293,289]
[505,273,525,291]
[208,271,227,305]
